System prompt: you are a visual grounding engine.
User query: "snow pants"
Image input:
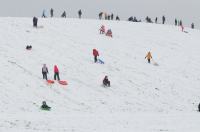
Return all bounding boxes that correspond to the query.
[148,59,151,63]
[94,56,98,63]
[42,72,48,80]
[54,72,60,81]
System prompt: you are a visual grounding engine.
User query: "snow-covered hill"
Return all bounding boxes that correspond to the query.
[0,17,200,132]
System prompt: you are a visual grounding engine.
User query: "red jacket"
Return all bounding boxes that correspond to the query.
[93,49,99,56]
[54,65,59,73]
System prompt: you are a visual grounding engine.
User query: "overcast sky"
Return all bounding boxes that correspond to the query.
[0,0,199,28]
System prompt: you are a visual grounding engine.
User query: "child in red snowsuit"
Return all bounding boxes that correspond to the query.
[54,65,60,81]
[93,49,99,63]
[100,25,105,34]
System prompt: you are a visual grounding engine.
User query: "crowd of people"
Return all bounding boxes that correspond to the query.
[31,8,197,30]
[29,8,199,111]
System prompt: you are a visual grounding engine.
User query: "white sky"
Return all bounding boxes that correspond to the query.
[0,0,199,28]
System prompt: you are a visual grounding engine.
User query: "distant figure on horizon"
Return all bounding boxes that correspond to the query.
[78,9,82,19]
[61,11,66,18]
[33,16,38,27]
[50,8,54,17]
[42,9,47,18]
[104,12,108,20]
[191,23,194,29]
[175,18,177,26]
[116,16,120,21]
[145,51,152,63]
[155,17,158,23]
[198,103,200,112]
[26,45,32,50]
[111,13,114,20]
[162,15,165,24]
[99,12,103,19]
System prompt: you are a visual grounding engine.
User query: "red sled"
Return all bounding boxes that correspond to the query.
[47,80,54,84]
[58,80,68,85]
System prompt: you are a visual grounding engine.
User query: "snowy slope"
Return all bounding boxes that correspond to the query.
[0,17,200,132]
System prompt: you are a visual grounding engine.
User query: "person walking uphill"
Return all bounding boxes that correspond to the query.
[42,64,48,80]
[145,51,153,63]
[93,49,99,63]
[54,65,60,81]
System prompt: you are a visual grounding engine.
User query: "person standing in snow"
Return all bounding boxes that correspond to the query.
[191,23,194,29]
[78,9,82,19]
[155,17,158,23]
[93,49,99,63]
[162,15,165,24]
[42,64,48,80]
[111,13,114,20]
[103,76,110,87]
[175,18,177,26]
[50,8,54,17]
[145,51,153,63]
[54,65,60,81]
[99,12,103,19]
[33,16,38,27]
[198,103,200,112]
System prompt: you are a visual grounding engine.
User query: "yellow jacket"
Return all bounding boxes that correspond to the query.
[145,52,152,60]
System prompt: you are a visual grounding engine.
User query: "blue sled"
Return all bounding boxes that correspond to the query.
[98,59,105,64]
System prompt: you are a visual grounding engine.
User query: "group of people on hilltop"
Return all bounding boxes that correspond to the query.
[41,8,82,18]
[128,16,141,22]
[145,15,165,24]
[99,25,113,37]
[99,12,120,21]
[34,8,197,30]
[26,45,32,50]
[42,64,60,81]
